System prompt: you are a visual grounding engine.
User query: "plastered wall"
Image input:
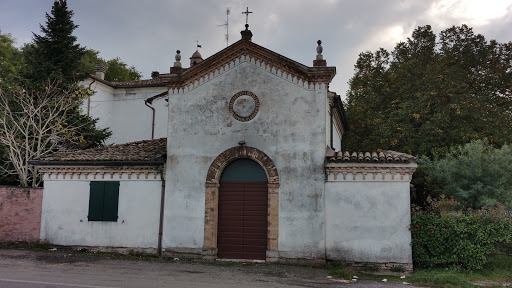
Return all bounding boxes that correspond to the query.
[164,59,328,259]
[40,173,162,248]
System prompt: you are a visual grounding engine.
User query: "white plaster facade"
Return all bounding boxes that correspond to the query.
[163,58,328,259]
[325,162,417,266]
[40,170,162,248]
[80,79,168,144]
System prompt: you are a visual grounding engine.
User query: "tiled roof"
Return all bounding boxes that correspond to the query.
[33,138,167,164]
[88,75,168,88]
[326,148,417,163]
[110,78,166,87]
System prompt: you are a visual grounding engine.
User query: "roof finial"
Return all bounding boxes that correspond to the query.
[317,40,323,57]
[313,40,327,67]
[241,24,253,41]
[174,50,182,68]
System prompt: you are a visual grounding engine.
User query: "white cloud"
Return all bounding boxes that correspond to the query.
[429,0,512,26]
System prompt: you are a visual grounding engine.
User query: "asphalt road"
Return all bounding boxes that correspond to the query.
[0,249,416,288]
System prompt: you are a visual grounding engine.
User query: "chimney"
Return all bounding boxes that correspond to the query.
[95,64,107,80]
[151,71,160,79]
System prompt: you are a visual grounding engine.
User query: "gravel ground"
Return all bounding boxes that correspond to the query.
[0,248,419,288]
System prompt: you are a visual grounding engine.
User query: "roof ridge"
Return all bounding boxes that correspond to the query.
[326,150,417,164]
[167,39,336,91]
[87,75,168,88]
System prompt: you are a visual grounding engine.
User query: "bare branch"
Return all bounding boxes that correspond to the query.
[0,82,90,187]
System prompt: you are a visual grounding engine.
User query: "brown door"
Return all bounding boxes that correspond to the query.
[218,181,268,260]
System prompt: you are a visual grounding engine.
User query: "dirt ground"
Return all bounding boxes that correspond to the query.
[0,248,417,288]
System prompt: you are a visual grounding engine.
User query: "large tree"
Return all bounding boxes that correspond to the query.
[20,0,110,149]
[0,83,107,187]
[0,30,22,90]
[22,0,86,88]
[80,49,142,82]
[0,1,112,186]
[0,30,23,184]
[104,57,142,82]
[344,25,512,157]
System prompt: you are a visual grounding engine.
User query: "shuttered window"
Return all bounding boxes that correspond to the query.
[88,181,119,222]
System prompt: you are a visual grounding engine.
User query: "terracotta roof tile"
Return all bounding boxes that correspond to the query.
[326,148,416,163]
[110,78,166,87]
[35,138,167,163]
[88,75,168,88]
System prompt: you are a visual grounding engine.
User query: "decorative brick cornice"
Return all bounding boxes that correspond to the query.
[39,166,163,181]
[168,40,336,93]
[325,162,417,182]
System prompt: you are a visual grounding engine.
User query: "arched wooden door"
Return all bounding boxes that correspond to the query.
[217,159,268,260]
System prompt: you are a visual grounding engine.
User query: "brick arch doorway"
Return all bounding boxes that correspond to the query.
[218,159,267,259]
[203,146,279,261]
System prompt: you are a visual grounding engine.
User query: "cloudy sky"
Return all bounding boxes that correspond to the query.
[1,0,512,96]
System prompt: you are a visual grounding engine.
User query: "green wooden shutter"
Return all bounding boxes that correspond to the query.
[88,182,104,221]
[102,181,119,221]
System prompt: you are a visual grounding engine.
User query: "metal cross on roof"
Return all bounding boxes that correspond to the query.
[196,40,201,49]
[242,7,252,24]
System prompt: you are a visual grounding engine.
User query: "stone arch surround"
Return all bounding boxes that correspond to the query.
[203,146,279,261]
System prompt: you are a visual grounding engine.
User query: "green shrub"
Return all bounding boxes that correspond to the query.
[419,139,512,209]
[411,204,512,270]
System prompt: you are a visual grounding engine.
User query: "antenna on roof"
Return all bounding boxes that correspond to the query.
[218,8,230,47]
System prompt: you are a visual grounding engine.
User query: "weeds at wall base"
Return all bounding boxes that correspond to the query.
[0,240,51,251]
[327,256,512,288]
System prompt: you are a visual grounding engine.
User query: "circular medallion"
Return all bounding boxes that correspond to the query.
[229,91,259,122]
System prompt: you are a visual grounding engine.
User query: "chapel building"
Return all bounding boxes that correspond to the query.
[31,24,417,269]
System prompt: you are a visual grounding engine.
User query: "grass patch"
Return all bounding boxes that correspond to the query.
[327,263,358,280]
[410,270,475,288]
[0,240,52,251]
[361,263,379,272]
[327,256,512,287]
[408,255,512,288]
[469,255,512,282]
